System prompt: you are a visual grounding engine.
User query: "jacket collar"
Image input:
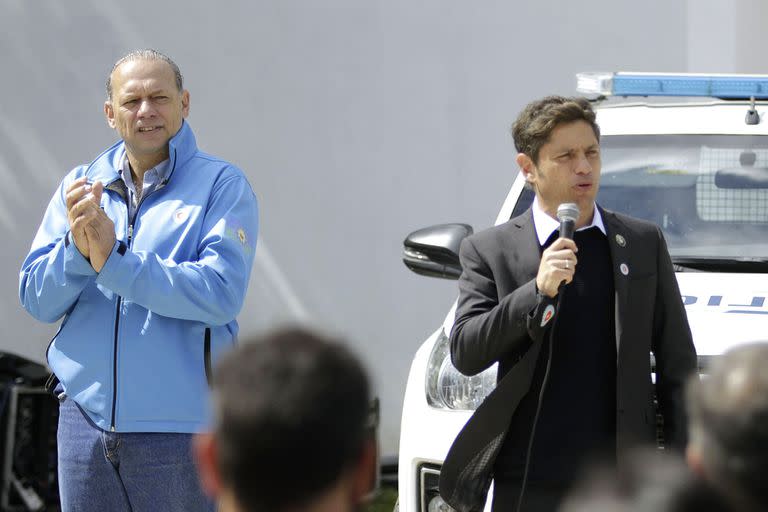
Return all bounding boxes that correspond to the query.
[85,120,198,185]
[510,208,543,275]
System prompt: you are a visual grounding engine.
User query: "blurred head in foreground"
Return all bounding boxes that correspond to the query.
[194,327,377,512]
[559,448,733,512]
[686,342,768,512]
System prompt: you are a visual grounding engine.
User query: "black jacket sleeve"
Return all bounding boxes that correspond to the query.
[449,236,556,376]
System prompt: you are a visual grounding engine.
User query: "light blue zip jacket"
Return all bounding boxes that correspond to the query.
[19,121,258,432]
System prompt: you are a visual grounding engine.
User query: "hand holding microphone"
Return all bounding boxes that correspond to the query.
[536,203,580,298]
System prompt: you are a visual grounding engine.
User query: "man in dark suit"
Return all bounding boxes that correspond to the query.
[448,96,697,511]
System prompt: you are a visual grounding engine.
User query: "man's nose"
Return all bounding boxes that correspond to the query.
[574,153,592,174]
[137,99,155,117]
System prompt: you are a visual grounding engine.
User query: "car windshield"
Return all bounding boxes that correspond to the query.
[512,134,768,270]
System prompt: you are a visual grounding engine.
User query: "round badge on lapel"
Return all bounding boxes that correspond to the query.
[615,234,626,247]
[620,263,629,275]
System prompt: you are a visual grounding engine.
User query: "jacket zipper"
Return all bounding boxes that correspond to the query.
[110,224,131,431]
[110,149,177,431]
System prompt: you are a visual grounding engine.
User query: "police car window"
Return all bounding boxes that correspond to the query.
[599,134,768,258]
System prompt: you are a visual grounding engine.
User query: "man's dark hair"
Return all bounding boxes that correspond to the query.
[686,342,768,510]
[106,49,183,101]
[212,327,372,512]
[511,95,600,164]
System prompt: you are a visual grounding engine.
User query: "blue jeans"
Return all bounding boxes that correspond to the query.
[57,398,214,512]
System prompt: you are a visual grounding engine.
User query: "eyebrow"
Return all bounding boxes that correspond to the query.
[554,143,600,154]
[120,85,172,98]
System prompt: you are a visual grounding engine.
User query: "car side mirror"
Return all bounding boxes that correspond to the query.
[402,223,473,280]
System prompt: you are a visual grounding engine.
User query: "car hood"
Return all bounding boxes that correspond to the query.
[677,272,768,356]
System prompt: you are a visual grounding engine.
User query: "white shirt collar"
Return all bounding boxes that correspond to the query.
[531,196,606,246]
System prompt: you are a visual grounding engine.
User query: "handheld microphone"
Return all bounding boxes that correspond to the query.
[555,203,579,292]
[556,202,579,240]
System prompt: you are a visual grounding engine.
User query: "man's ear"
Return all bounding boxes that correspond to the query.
[516,153,535,184]
[352,437,378,504]
[181,90,190,118]
[104,101,116,129]
[192,433,223,499]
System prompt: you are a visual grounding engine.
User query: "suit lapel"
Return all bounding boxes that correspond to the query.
[601,207,631,355]
[510,209,542,283]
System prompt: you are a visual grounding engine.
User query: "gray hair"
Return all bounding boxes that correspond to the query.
[106,49,183,101]
[686,342,768,509]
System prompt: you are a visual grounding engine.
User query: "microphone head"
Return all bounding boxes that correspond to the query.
[557,203,580,223]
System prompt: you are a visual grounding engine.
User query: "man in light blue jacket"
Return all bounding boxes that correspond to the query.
[19,49,258,512]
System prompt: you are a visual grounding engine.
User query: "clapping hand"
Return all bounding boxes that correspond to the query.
[66,178,116,272]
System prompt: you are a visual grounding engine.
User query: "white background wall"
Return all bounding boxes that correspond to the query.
[1,1,760,455]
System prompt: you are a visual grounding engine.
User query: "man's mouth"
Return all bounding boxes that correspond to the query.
[138,126,161,132]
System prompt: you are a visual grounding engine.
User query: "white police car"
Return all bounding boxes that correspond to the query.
[397,72,768,512]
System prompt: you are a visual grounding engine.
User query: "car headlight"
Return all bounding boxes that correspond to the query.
[425,328,497,410]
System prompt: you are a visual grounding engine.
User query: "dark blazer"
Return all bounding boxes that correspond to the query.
[449,205,697,455]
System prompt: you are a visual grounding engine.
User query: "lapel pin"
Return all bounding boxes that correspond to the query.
[615,234,626,247]
[620,263,629,276]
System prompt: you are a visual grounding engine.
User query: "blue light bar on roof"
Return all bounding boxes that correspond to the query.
[576,72,768,99]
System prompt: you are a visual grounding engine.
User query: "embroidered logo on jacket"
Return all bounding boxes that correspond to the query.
[173,208,189,224]
[541,304,555,327]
